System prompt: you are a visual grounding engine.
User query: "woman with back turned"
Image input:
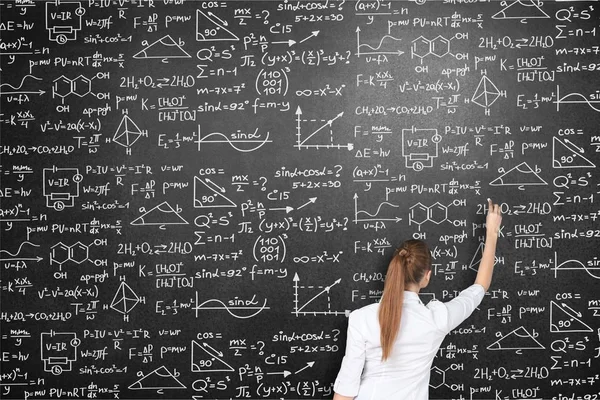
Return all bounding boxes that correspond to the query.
[333,198,502,400]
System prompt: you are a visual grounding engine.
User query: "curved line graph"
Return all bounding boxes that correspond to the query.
[555,85,600,112]
[359,35,402,51]
[553,252,600,279]
[195,297,270,319]
[196,126,272,152]
[0,241,40,256]
[356,202,399,218]
[0,75,42,90]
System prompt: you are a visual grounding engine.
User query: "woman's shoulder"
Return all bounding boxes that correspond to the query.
[349,302,379,321]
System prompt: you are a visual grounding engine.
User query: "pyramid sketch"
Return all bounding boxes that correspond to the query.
[489,162,547,187]
[193,177,236,208]
[467,242,498,272]
[492,0,550,20]
[113,115,144,148]
[110,282,140,314]
[133,35,191,59]
[472,75,501,108]
[487,326,545,350]
[552,137,596,168]
[128,366,186,390]
[196,10,239,41]
[550,301,592,333]
[191,341,234,372]
[131,201,189,226]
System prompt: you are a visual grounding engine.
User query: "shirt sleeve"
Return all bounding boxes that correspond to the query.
[428,283,486,334]
[333,311,366,397]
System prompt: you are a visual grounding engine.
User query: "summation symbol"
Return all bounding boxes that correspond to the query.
[292,273,349,316]
[295,107,353,150]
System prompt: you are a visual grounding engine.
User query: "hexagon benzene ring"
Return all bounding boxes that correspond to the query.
[409,202,449,226]
[50,241,90,265]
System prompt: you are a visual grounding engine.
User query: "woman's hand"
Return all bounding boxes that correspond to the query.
[486,198,502,236]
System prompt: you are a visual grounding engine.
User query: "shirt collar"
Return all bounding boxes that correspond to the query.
[403,291,422,303]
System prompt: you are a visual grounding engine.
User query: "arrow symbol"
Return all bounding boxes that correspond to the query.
[271,40,296,47]
[269,206,294,213]
[297,197,317,210]
[564,138,584,153]
[0,90,45,95]
[0,256,43,262]
[295,361,315,374]
[201,342,224,358]
[299,31,319,44]
[266,370,292,377]
[205,178,226,193]
[561,302,582,318]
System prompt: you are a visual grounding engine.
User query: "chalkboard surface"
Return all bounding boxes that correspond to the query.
[1,0,600,399]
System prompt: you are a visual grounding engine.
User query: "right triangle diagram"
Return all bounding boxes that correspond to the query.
[196,10,239,41]
[552,137,596,168]
[487,326,545,350]
[193,177,236,208]
[191,341,234,372]
[550,301,592,333]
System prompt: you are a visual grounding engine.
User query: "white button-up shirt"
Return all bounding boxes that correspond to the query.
[334,284,485,399]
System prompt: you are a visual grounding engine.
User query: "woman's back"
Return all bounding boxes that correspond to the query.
[334,285,485,400]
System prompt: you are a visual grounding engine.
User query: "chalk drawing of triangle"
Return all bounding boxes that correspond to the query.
[487,326,545,350]
[492,0,550,19]
[472,76,501,108]
[128,365,186,390]
[552,137,596,168]
[194,177,236,208]
[110,282,140,314]
[489,162,547,187]
[550,301,592,333]
[196,10,239,41]
[191,340,235,372]
[133,35,191,59]
[113,115,143,148]
[131,201,189,226]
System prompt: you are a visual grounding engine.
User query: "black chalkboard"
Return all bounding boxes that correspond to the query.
[1,1,600,399]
